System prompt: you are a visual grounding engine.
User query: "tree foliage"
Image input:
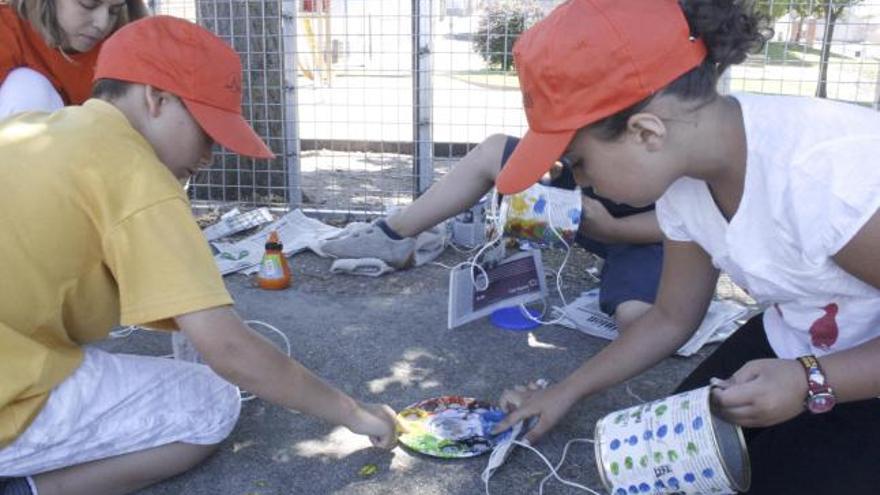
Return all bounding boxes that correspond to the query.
[755,0,865,97]
[472,0,543,71]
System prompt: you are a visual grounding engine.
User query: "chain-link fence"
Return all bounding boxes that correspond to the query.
[150,0,880,217]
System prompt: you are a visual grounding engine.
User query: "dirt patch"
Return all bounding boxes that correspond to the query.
[298,151,457,214]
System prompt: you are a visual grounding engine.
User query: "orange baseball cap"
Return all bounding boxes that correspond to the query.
[495,0,707,195]
[94,15,274,159]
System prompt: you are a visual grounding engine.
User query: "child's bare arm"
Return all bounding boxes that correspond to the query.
[821,209,880,401]
[495,238,719,442]
[578,196,663,244]
[833,209,880,289]
[175,307,398,449]
[712,210,880,428]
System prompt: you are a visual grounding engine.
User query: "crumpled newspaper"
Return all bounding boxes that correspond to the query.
[552,288,748,356]
[211,209,340,275]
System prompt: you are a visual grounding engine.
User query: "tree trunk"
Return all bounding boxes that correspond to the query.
[194,0,288,204]
[816,8,842,98]
[791,16,803,42]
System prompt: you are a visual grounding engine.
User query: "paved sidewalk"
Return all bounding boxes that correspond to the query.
[104,249,716,495]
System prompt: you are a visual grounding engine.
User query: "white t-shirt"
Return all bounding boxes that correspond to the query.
[657,93,880,359]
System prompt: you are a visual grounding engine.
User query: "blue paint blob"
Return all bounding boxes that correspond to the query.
[654,480,666,490]
[569,208,581,224]
[533,197,547,214]
[674,422,685,434]
[627,434,638,446]
[643,430,653,441]
[628,485,638,494]
[693,416,704,430]
[610,439,621,450]
[615,489,627,495]
[702,468,715,479]
[638,482,651,492]
[657,425,668,438]
[684,473,696,483]
[668,477,680,489]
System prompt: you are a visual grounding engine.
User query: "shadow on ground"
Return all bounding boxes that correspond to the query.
[103,247,735,495]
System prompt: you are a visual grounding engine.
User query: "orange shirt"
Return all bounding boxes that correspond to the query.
[0,4,101,104]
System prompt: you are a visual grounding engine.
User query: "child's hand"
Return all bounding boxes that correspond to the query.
[498,379,548,412]
[347,402,400,450]
[579,196,617,242]
[710,358,808,427]
[492,381,578,444]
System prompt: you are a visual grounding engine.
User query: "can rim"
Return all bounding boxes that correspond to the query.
[708,410,752,492]
[593,419,613,493]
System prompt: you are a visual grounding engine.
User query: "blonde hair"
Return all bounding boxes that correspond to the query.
[3,0,149,49]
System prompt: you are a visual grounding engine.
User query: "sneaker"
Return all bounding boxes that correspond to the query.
[319,220,416,269]
[413,222,448,266]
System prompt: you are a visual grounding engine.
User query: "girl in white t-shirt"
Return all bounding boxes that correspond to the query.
[492,0,880,492]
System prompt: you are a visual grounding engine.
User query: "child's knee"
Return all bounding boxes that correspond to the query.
[614,300,653,330]
[182,442,223,469]
[473,134,511,178]
[0,68,64,117]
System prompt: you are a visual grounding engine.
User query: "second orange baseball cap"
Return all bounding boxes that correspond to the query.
[495,0,707,195]
[94,15,274,159]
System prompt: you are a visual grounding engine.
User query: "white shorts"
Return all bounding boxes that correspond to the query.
[0,67,64,120]
[0,347,241,476]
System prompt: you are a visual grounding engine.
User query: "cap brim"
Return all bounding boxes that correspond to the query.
[495,129,575,195]
[183,99,275,159]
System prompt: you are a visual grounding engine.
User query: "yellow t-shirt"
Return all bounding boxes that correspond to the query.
[0,99,233,448]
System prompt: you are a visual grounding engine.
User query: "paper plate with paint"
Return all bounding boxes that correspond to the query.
[397,396,509,458]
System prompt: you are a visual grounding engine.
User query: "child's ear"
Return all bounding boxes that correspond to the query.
[143,85,165,118]
[626,113,666,151]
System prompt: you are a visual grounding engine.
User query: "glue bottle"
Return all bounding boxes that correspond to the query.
[256,230,291,290]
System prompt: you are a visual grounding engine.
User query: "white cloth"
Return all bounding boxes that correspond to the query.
[0,347,241,476]
[657,93,880,359]
[0,68,63,119]
[330,257,395,277]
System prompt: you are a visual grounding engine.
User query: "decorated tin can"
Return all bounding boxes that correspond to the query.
[499,183,581,248]
[594,386,750,495]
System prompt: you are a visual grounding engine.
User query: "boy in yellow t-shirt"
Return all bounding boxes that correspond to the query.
[0,16,397,495]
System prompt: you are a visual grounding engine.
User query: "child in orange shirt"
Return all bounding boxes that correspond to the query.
[0,0,147,118]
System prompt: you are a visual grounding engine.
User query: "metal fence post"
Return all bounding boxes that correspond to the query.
[412,0,434,196]
[282,0,303,208]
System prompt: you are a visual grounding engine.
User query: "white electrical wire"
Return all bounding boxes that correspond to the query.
[109,326,175,358]
[438,187,578,319]
[436,190,508,293]
[240,319,292,402]
[625,384,646,404]
[430,261,456,270]
[109,325,138,338]
[446,236,485,255]
[518,190,575,326]
[534,438,599,495]
[483,438,601,495]
[107,320,292,403]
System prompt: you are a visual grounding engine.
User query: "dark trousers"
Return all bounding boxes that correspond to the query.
[676,314,880,494]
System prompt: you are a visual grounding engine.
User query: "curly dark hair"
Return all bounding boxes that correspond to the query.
[589,0,772,140]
